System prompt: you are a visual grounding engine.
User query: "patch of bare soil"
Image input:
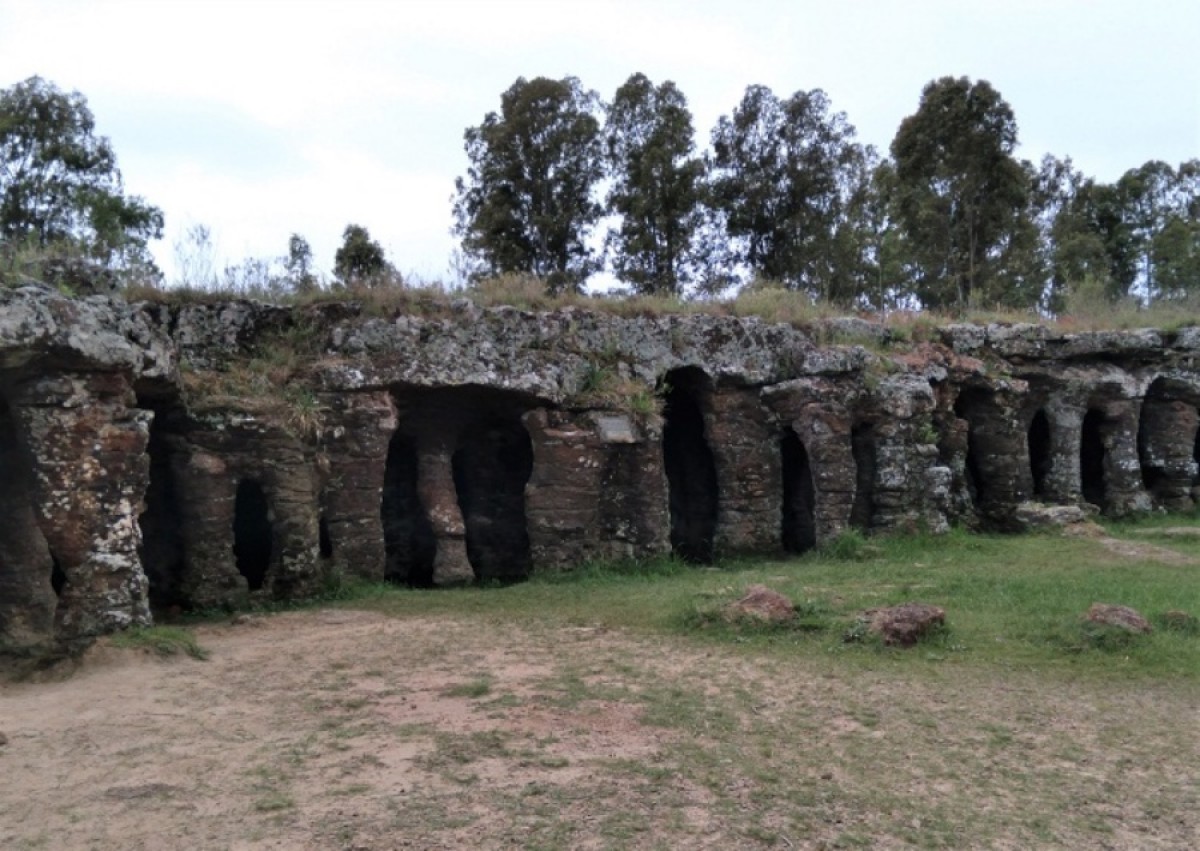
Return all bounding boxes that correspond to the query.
[2,608,1198,850]
[1063,523,1200,566]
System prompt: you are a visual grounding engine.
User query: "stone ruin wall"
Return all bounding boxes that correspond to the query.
[3,285,1200,661]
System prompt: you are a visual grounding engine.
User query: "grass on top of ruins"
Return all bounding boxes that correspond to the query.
[120,271,1200,338]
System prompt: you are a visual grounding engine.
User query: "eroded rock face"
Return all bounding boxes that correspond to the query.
[862,603,947,647]
[3,285,1200,659]
[725,585,796,624]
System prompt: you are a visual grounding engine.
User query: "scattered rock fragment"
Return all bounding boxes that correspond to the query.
[1014,502,1094,531]
[724,585,795,624]
[1161,609,1197,632]
[855,602,946,647]
[1086,603,1152,634]
[0,731,8,747]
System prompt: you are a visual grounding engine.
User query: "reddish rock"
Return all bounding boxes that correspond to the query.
[725,585,795,624]
[865,602,946,647]
[1086,603,1152,634]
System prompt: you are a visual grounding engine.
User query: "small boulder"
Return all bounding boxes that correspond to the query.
[0,731,8,746]
[1161,609,1198,633]
[862,602,946,647]
[1086,603,1152,634]
[724,585,795,624]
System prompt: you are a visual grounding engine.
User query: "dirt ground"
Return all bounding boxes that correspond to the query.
[2,608,1197,850]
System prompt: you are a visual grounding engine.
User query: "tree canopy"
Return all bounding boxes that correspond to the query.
[334,224,392,288]
[0,76,162,283]
[603,73,707,296]
[710,85,867,301]
[453,76,604,294]
[889,76,1031,310]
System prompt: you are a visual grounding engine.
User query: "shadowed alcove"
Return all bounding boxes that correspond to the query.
[0,391,58,646]
[452,417,534,582]
[954,389,989,509]
[1080,409,1107,508]
[381,432,436,586]
[850,423,877,530]
[1028,409,1052,498]
[781,429,816,554]
[136,402,187,608]
[233,479,273,591]
[661,367,718,563]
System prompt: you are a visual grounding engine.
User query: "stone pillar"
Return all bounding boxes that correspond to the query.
[320,391,396,580]
[12,372,152,646]
[523,409,605,569]
[872,374,945,533]
[597,415,670,560]
[416,436,473,584]
[1100,398,1151,516]
[0,392,57,654]
[1045,402,1083,503]
[706,387,781,557]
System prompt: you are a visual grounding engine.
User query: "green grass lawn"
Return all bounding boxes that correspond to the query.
[327,520,1200,681]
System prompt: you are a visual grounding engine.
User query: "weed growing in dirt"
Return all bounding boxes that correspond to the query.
[443,675,494,698]
[110,626,208,660]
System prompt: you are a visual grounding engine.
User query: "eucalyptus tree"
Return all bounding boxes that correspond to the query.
[603,73,706,296]
[889,76,1030,310]
[453,76,604,293]
[334,224,391,288]
[709,85,867,302]
[0,76,162,280]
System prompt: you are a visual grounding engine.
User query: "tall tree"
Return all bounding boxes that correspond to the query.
[0,76,162,276]
[1027,155,1112,310]
[603,73,706,296]
[284,233,317,292]
[334,224,391,288]
[890,76,1030,310]
[709,85,865,301]
[453,76,604,293]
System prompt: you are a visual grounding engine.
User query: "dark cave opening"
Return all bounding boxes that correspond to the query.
[781,430,817,554]
[50,554,65,597]
[1028,409,1052,498]
[1194,426,1200,487]
[318,515,333,559]
[232,479,272,591]
[381,432,436,587]
[662,368,718,564]
[452,418,534,582]
[849,423,877,531]
[954,391,987,508]
[1080,409,1107,507]
[137,406,187,608]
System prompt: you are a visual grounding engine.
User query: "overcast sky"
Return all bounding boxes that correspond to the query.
[1,0,1197,284]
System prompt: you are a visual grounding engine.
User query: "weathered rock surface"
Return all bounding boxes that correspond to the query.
[3,285,1200,661]
[724,585,796,624]
[861,603,947,647]
[1086,603,1152,634]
